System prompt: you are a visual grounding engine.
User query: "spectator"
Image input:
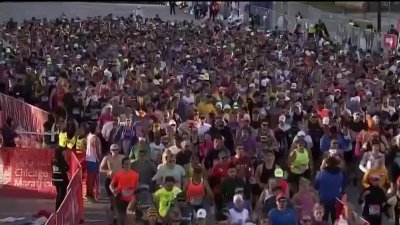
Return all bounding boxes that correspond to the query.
[2,117,17,147]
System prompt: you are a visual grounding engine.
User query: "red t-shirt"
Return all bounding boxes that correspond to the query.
[211,162,229,179]
[98,114,114,126]
[111,170,139,202]
[231,155,252,178]
[211,162,230,193]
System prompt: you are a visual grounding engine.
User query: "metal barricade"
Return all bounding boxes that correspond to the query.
[250,2,386,52]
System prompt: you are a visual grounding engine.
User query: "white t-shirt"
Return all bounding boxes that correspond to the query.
[182,94,195,105]
[198,123,211,137]
[85,133,98,162]
[382,106,396,116]
[149,142,165,162]
[228,207,249,225]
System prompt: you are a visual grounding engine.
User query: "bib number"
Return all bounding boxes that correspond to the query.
[73,108,80,115]
[369,205,380,215]
[190,197,203,206]
[122,188,134,197]
[52,166,59,173]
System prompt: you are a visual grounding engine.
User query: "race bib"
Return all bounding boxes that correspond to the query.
[299,164,309,173]
[122,188,134,197]
[52,165,59,173]
[234,187,244,194]
[369,205,380,215]
[190,197,203,206]
[73,108,80,115]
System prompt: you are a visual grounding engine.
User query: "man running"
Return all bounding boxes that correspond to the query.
[100,144,125,225]
[85,124,102,202]
[110,157,140,225]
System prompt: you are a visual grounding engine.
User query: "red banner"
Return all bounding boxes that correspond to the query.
[44,213,56,225]
[336,198,369,225]
[0,148,55,198]
[383,33,398,50]
[55,155,83,225]
[56,190,73,225]
[0,148,86,199]
[0,93,49,133]
[67,154,84,224]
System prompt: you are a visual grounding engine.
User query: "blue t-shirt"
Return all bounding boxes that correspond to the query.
[268,208,297,225]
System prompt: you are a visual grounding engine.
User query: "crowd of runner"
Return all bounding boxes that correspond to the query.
[2,2,400,225]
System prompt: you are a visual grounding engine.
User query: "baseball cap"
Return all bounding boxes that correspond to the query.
[274,168,284,178]
[196,208,207,219]
[297,131,306,137]
[322,117,330,125]
[110,144,119,151]
[276,193,287,201]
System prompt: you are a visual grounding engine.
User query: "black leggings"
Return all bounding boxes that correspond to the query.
[55,181,68,210]
[322,202,336,224]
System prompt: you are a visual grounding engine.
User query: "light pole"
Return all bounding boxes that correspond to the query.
[377,1,381,32]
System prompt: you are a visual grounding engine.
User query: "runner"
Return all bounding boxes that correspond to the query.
[100,144,125,225]
[85,124,102,202]
[110,157,140,225]
[153,176,182,219]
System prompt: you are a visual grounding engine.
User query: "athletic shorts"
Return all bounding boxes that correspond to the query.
[343,150,354,164]
[86,161,99,173]
[115,195,130,214]
[287,170,310,185]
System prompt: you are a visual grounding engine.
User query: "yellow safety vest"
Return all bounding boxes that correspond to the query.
[65,136,77,149]
[58,132,67,147]
[308,27,315,33]
[75,137,86,152]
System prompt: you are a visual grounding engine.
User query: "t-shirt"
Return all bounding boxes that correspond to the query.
[268,208,297,225]
[153,164,186,187]
[154,187,182,217]
[231,155,252,178]
[111,170,139,202]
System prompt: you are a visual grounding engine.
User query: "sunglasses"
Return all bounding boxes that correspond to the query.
[278,198,287,203]
[168,160,176,163]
